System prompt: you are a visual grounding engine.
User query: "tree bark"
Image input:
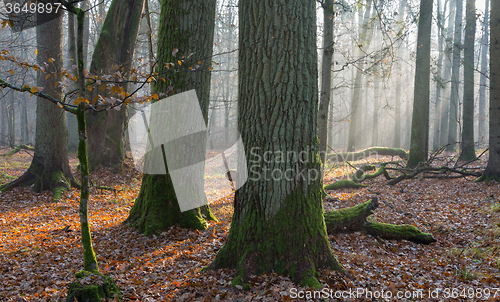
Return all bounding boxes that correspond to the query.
[318,3,334,167]
[125,0,218,235]
[447,0,463,151]
[432,0,445,151]
[439,0,455,147]
[479,0,500,181]
[460,0,476,160]
[86,0,145,171]
[478,0,489,145]
[1,6,77,201]
[67,10,79,152]
[208,0,342,289]
[408,0,433,168]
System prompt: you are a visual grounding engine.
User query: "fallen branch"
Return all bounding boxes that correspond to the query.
[1,144,35,157]
[324,164,391,190]
[326,147,408,163]
[324,197,436,244]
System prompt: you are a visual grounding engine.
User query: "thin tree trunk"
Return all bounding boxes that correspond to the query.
[440,0,455,147]
[67,10,79,152]
[460,0,476,160]
[478,0,489,145]
[319,3,334,166]
[447,0,463,151]
[433,0,445,150]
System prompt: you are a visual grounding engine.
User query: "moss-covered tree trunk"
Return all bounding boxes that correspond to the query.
[208,0,342,289]
[407,0,433,168]
[324,198,435,244]
[85,0,145,171]
[125,0,217,236]
[1,5,77,201]
[479,0,500,181]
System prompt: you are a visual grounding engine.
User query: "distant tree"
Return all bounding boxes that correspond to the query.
[347,0,374,152]
[447,0,463,151]
[460,0,476,160]
[439,0,456,147]
[432,0,445,150]
[407,0,433,167]
[479,0,500,181]
[478,0,489,144]
[318,2,334,167]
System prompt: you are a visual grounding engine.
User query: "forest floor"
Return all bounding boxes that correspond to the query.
[1,148,500,301]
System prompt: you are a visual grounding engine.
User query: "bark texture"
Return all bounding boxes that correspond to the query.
[1,7,77,201]
[408,0,433,168]
[478,0,489,144]
[208,0,342,289]
[460,0,476,161]
[125,0,217,235]
[447,0,463,151]
[318,4,334,166]
[479,0,500,181]
[86,0,145,171]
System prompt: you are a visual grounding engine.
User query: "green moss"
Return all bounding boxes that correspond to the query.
[67,271,121,302]
[324,179,367,190]
[208,184,343,287]
[125,173,209,236]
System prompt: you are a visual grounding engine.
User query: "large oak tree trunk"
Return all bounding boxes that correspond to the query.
[479,0,500,181]
[208,0,342,289]
[86,0,145,171]
[125,0,217,235]
[1,7,77,201]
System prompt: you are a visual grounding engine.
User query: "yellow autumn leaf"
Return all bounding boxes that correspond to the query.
[209,67,214,71]
[177,60,182,66]
[152,94,159,100]
[9,70,14,75]
[30,87,38,93]
[87,85,92,91]
[35,49,38,55]
[45,74,50,80]
[48,58,54,63]
[120,90,126,99]
[32,65,39,71]
[73,97,88,105]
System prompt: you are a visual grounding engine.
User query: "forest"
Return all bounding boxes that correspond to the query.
[0,0,499,300]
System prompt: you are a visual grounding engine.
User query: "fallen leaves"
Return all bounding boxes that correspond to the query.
[0,150,499,301]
